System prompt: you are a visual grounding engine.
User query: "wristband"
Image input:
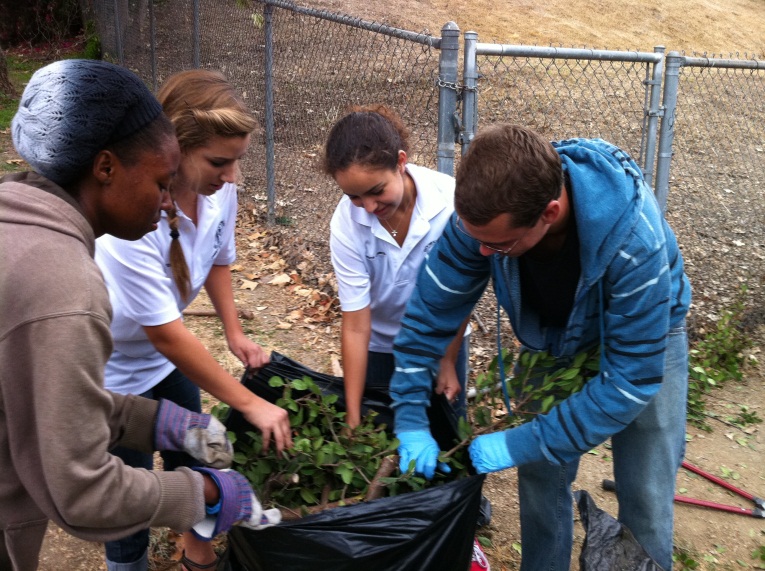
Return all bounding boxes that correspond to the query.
[205,498,222,515]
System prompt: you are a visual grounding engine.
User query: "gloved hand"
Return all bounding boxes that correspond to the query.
[397,429,450,480]
[191,467,281,540]
[468,430,515,474]
[154,399,233,469]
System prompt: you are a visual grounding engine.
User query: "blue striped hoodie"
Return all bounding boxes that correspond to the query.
[390,138,691,467]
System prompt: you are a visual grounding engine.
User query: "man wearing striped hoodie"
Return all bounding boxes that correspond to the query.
[390,124,691,571]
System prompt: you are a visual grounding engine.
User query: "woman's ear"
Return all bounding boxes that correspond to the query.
[93,150,117,184]
[397,150,408,172]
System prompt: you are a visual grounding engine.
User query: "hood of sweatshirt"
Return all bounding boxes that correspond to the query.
[0,171,95,256]
[553,138,648,289]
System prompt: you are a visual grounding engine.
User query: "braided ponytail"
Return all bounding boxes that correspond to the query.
[166,205,192,302]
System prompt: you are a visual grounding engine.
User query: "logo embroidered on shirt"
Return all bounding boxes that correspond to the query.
[212,220,225,259]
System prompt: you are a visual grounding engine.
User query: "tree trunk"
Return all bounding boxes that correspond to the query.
[0,47,16,98]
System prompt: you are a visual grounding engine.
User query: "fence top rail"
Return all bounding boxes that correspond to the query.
[257,0,441,47]
[676,54,765,70]
[474,42,663,63]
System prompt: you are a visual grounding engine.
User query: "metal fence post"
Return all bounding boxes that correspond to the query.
[461,30,478,155]
[193,0,200,68]
[113,0,124,65]
[437,21,460,176]
[264,2,276,224]
[149,0,157,90]
[655,51,683,212]
[641,45,665,186]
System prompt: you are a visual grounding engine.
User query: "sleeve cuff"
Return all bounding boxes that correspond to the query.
[393,402,431,433]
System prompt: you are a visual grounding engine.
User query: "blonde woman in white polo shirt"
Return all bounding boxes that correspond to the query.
[95,70,291,571]
[324,104,470,430]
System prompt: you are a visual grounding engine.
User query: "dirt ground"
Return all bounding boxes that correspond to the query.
[2,0,763,569]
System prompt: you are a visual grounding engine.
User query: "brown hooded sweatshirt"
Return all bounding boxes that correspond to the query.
[0,173,205,571]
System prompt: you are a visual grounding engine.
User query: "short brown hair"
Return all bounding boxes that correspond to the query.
[455,124,562,227]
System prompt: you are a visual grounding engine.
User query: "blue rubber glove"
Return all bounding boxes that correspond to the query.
[191,467,281,540]
[469,431,515,474]
[154,399,233,469]
[397,430,451,480]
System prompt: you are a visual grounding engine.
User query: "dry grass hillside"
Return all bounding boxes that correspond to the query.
[319,0,765,54]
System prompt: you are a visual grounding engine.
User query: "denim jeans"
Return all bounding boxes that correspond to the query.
[516,324,688,571]
[366,334,470,418]
[104,369,202,568]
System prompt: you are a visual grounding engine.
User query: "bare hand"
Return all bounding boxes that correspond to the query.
[434,361,461,403]
[242,397,292,453]
[229,335,270,370]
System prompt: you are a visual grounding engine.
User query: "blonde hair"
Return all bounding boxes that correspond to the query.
[157,69,258,301]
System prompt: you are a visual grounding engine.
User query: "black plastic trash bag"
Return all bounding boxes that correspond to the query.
[223,352,486,571]
[226,475,485,571]
[574,490,664,571]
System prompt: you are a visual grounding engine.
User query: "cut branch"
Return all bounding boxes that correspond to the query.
[364,454,399,501]
[182,308,255,319]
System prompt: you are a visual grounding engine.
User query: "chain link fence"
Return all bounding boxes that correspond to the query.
[463,44,662,173]
[661,54,765,331]
[85,0,765,328]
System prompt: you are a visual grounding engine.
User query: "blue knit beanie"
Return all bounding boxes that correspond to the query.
[12,59,163,186]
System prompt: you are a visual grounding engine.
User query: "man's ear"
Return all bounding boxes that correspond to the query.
[92,150,117,184]
[540,199,561,225]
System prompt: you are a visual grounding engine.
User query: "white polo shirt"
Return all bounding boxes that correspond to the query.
[330,164,456,353]
[95,183,238,395]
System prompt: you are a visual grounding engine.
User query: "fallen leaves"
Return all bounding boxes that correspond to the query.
[227,223,341,328]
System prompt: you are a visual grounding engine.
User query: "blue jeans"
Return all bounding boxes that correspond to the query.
[517,325,688,571]
[104,369,202,567]
[366,334,470,418]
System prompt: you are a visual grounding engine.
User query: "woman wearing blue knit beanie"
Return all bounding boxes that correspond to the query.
[0,60,278,571]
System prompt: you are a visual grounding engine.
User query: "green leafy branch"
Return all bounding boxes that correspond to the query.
[472,346,600,431]
[230,375,469,518]
[687,284,758,430]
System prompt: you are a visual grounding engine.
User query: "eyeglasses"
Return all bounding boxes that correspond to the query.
[455,216,532,255]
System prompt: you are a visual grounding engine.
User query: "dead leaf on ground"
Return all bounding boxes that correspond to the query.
[240,279,259,290]
[265,260,286,270]
[269,273,292,286]
[287,309,304,321]
[330,354,343,377]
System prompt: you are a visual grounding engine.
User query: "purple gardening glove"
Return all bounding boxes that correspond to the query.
[154,399,233,469]
[191,467,281,540]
